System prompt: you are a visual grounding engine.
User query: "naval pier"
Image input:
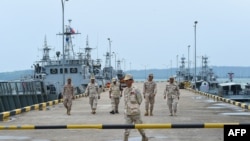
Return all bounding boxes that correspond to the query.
[0,82,250,141]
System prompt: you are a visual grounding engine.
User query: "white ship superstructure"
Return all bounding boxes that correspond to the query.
[33,20,103,99]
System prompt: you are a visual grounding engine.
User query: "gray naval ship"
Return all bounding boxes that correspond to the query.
[0,20,125,113]
[102,52,125,88]
[191,56,219,94]
[175,55,193,89]
[33,20,104,100]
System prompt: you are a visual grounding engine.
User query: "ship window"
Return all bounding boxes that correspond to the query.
[60,68,68,74]
[50,68,58,74]
[70,68,78,73]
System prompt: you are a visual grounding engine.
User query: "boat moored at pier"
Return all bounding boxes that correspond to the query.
[33,20,106,100]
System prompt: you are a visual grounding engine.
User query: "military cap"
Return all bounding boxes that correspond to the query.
[148,73,153,77]
[90,75,95,79]
[169,77,174,80]
[124,74,133,81]
[112,78,117,82]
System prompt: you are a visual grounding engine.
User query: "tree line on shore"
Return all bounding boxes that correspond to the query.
[1,66,250,81]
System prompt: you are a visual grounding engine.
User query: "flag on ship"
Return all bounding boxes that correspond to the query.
[70,27,75,34]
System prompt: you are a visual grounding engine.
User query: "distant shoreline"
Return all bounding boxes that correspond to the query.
[1,68,250,81]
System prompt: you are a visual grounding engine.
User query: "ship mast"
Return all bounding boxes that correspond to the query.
[84,35,93,66]
[117,59,122,71]
[57,20,81,61]
[42,36,51,62]
[104,52,111,67]
[201,56,208,81]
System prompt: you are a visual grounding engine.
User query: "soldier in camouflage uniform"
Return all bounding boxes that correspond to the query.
[143,73,157,116]
[85,75,100,114]
[164,77,180,116]
[109,78,122,114]
[63,77,74,115]
[123,74,148,141]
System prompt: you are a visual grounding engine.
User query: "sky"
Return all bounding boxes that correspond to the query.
[1,0,250,73]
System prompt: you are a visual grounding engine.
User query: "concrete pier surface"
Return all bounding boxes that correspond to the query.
[0,82,249,141]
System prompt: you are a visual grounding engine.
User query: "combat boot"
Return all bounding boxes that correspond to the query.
[110,110,115,114]
[115,110,119,114]
[144,110,149,116]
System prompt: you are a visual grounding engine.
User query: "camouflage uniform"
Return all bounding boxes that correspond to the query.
[123,85,148,141]
[164,80,180,116]
[63,79,74,115]
[143,77,157,116]
[85,81,100,114]
[109,79,122,114]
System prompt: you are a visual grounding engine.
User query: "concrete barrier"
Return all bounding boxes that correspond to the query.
[0,94,91,121]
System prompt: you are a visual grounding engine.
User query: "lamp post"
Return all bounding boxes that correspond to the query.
[188,45,190,81]
[61,0,68,85]
[194,21,198,89]
[107,38,112,67]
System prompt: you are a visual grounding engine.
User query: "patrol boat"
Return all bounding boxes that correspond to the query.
[102,47,125,88]
[175,55,193,89]
[217,72,250,101]
[191,56,219,94]
[33,20,104,100]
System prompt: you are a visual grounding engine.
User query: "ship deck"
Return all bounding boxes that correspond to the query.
[0,82,250,141]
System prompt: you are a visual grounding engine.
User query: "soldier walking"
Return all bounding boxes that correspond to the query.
[164,77,180,116]
[123,74,148,141]
[85,75,100,114]
[63,77,74,115]
[143,73,157,116]
[109,78,122,114]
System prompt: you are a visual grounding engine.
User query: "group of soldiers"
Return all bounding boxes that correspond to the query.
[62,73,180,141]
